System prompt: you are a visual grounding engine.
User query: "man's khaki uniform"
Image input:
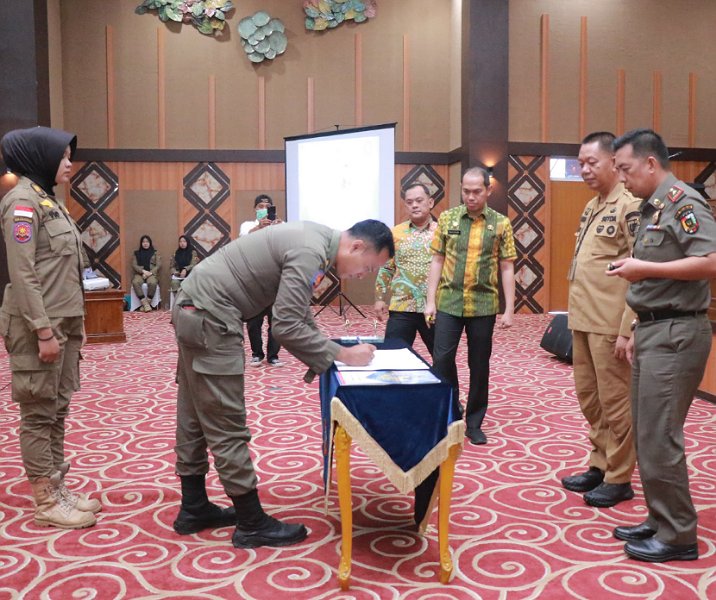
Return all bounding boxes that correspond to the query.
[0,177,85,480]
[172,222,344,495]
[628,175,716,545]
[568,183,640,484]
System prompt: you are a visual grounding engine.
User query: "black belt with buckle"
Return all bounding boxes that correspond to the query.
[637,309,707,322]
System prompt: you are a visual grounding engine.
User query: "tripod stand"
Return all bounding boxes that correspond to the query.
[314,289,365,318]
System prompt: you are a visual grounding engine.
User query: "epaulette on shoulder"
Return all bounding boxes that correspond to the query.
[666,185,685,204]
[30,183,48,199]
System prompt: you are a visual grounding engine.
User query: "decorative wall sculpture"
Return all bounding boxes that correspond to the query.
[304,0,377,31]
[238,12,287,63]
[135,0,234,36]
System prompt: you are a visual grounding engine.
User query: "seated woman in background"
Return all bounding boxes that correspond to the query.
[131,235,160,312]
[169,235,199,293]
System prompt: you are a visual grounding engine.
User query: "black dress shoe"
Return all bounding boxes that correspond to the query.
[625,537,698,563]
[614,521,657,541]
[561,467,604,492]
[467,429,487,445]
[584,482,634,507]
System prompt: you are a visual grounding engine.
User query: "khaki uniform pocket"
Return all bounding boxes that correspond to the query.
[10,354,59,403]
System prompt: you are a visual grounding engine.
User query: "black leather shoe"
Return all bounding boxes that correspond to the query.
[625,537,698,562]
[232,515,308,549]
[584,482,634,507]
[614,522,657,541]
[561,467,604,492]
[173,504,237,535]
[467,429,487,445]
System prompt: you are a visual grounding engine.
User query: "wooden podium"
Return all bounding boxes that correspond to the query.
[84,289,126,344]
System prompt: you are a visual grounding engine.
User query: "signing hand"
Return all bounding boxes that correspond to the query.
[336,343,376,366]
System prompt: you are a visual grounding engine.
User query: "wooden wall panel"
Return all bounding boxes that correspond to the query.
[548,180,593,312]
[509,0,716,146]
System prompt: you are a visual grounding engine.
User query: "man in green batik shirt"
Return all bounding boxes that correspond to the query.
[425,167,516,446]
[374,182,438,357]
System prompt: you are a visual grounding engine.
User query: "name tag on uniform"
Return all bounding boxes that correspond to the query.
[447,229,461,235]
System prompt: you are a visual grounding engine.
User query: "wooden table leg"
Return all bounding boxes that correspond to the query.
[335,425,353,590]
[438,443,460,584]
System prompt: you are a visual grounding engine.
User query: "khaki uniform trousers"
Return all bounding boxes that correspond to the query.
[173,304,258,497]
[132,274,158,298]
[632,315,712,545]
[2,314,83,481]
[572,330,635,484]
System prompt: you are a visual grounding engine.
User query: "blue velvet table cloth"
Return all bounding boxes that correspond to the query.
[320,339,463,499]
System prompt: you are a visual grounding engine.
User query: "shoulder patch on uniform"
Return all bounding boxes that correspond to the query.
[667,186,685,204]
[13,205,34,222]
[13,222,33,243]
[30,183,47,198]
[676,206,699,234]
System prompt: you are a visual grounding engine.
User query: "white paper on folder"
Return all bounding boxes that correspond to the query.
[334,348,429,371]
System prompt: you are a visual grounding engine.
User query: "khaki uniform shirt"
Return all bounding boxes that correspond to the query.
[0,177,84,331]
[568,183,640,337]
[627,174,716,313]
[180,221,342,374]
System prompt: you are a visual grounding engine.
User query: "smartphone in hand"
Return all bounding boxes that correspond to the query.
[267,205,277,221]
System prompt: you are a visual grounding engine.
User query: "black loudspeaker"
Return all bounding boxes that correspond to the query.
[540,313,573,363]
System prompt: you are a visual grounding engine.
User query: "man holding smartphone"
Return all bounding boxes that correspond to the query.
[240,194,284,366]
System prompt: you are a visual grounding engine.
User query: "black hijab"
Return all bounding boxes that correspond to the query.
[134,235,156,271]
[173,235,194,270]
[1,126,77,195]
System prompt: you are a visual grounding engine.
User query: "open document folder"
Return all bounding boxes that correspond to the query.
[337,369,440,386]
[334,348,429,371]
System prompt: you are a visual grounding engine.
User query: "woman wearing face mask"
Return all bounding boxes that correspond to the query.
[169,235,199,293]
[0,126,101,529]
[131,234,161,312]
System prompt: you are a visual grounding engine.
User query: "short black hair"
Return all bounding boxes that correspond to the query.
[463,166,490,187]
[581,131,615,153]
[254,193,273,207]
[400,182,431,200]
[347,219,395,258]
[613,128,670,168]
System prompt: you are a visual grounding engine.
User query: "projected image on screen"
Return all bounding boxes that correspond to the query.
[285,124,395,231]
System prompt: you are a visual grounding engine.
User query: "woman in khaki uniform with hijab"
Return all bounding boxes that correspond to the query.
[0,126,101,529]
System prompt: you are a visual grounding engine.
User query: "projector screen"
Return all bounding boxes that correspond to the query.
[285,124,395,231]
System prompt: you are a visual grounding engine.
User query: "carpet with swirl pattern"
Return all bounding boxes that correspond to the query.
[0,309,715,600]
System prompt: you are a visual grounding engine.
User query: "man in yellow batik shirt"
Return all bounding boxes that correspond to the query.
[374,182,438,357]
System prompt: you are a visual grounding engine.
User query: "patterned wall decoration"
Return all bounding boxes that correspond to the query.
[182,163,232,259]
[507,156,548,314]
[399,165,445,205]
[70,161,122,287]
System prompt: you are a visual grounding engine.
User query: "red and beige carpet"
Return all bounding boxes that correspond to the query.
[0,310,715,599]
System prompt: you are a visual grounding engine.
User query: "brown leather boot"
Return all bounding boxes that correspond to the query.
[30,475,96,529]
[56,463,102,514]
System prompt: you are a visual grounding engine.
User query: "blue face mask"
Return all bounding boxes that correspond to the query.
[256,208,268,220]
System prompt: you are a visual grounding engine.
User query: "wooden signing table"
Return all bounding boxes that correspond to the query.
[84,289,126,344]
[319,340,464,590]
